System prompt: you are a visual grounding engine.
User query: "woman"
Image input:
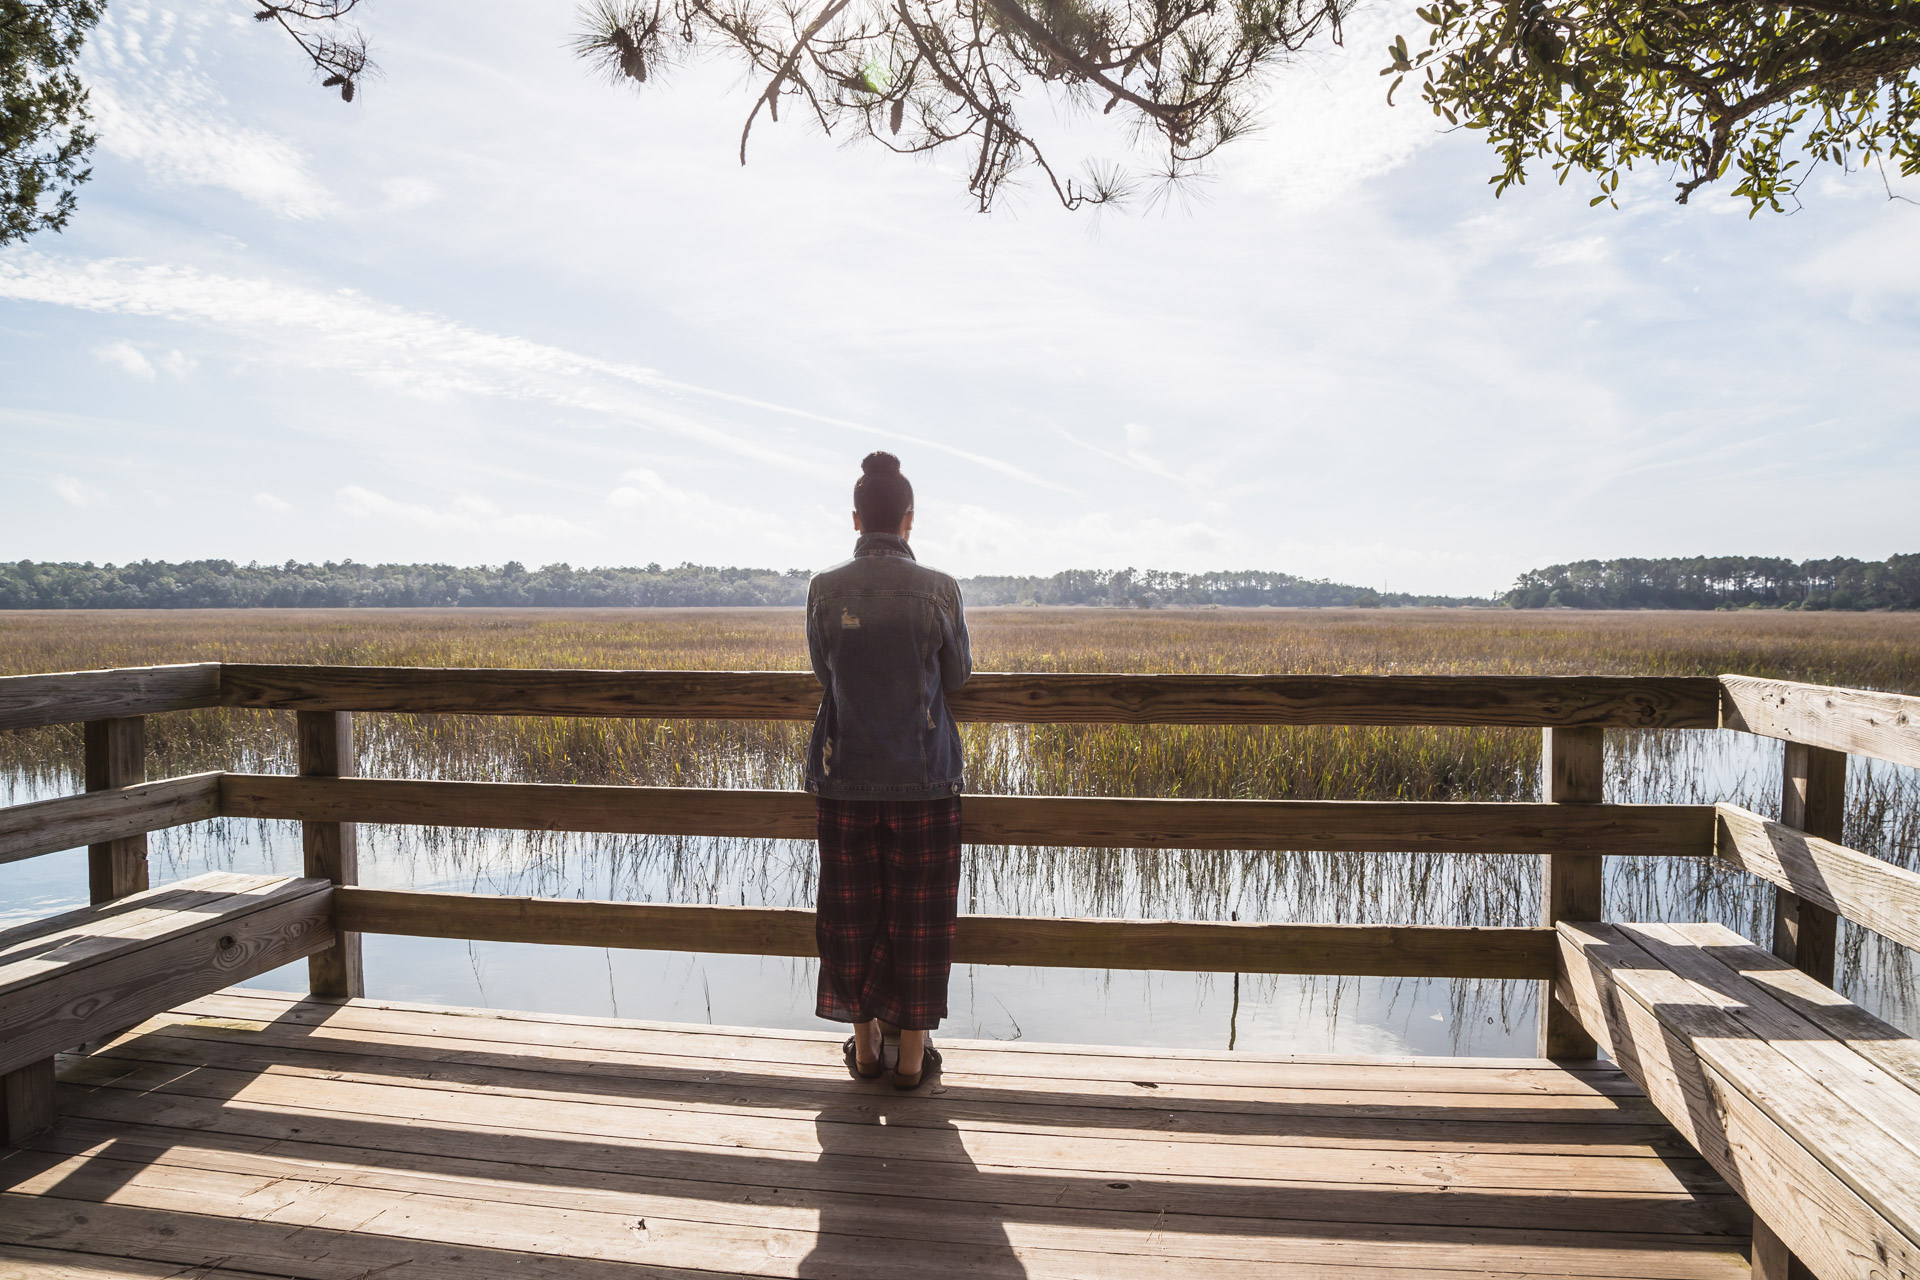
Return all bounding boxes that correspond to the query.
[805,451,972,1089]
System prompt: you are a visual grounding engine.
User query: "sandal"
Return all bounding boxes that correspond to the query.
[893,1043,942,1091]
[843,1035,883,1080]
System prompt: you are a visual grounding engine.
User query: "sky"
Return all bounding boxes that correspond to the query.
[1,1,1916,598]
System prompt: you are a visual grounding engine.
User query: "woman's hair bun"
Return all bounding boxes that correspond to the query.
[853,450,912,529]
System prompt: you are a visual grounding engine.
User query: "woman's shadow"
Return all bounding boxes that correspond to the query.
[795,1060,1027,1278]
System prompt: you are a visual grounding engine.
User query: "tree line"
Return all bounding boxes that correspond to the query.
[1504,556,1920,610]
[8,556,1914,610]
[0,560,1478,609]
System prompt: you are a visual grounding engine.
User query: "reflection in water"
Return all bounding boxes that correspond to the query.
[3,728,1916,1052]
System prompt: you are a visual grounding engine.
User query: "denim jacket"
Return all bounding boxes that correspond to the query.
[804,533,972,800]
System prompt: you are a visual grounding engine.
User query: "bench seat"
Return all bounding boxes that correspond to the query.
[1557,919,1920,1280]
[1,872,333,1140]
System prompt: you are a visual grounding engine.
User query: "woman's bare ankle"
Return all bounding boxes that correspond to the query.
[897,1029,926,1074]
[854,1019,882,1066]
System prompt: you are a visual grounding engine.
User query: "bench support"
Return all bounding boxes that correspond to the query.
[1750,1219,1815,1280]
[85,716,148,903]
[0,1059,53,1144]
[1539,726,1602,1059]
[300,711,363,999]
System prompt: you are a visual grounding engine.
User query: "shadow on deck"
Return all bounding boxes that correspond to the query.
[0,988,1751,1280]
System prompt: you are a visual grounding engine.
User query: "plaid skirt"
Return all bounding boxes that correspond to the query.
[814,796,963,1032]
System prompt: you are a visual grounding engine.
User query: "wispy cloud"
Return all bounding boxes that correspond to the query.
[94,341,155,380]
[337,485,596,539]
[50,475,108,508]
[84,7,338,219]
[0,253,1071,489]
[92,341,195,380]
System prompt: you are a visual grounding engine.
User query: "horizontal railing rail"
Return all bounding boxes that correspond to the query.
[0,664,222,732]
[1,663,1725,729]
[1720,675,1920,770]
[0,773,223,866]
[218,774,1716,856]
[1715,803,1920,956]
[6,665,1918,769]
[333,886,1556,978]
[217,665,1724,728]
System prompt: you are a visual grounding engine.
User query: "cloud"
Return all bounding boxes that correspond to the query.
[50,475,108,508]
[95,341,155,380]
[92,340,198,381]
[0,252,1080,495]
[82,7,338,219]
[382,177,441,210]
[925,504,1234,574]
[336,485,596,539]
[253,491,293,513]
[1228,2,1447,211]
[1535,236,1609,267]
[606,468,797,542]
[0,255,845,478]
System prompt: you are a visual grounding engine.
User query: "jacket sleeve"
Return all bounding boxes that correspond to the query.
[806,579,831,686]
[938,580,973,692]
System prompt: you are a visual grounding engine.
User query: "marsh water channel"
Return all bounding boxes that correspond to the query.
[6,726,1920,1056]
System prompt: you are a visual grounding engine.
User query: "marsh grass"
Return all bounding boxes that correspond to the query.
[5,605,1920,1043]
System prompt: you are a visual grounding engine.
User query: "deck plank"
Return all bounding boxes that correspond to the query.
[3,991,1751,1280]
[86,1018,1700,1156]
[183,990,1648,1094]
[1,1148,1747,1279]
[51,1052,1724,1193]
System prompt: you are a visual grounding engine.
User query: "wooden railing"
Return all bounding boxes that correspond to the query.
[2,663,1918,1037]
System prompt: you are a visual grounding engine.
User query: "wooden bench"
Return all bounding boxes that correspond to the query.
[1,872,335,1143]
[1557,919,1920,1280]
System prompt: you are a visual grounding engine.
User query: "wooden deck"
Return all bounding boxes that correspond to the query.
[0,988,1750,1279]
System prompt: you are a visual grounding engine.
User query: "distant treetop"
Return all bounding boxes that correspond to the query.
[1504,555,1920,610]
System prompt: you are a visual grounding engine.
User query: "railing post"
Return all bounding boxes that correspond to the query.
[1539,726,1603,1059]
[84,716,148,903]
[298,711,363,998]
[1773,742,1845,987]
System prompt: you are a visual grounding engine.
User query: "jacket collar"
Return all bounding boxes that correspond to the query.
[854,532,916,561]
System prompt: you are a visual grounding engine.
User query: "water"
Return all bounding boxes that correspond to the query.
[6,728,1918,1056]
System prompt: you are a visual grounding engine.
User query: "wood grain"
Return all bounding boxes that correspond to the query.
[333,886,1554,977]
[0,773,222,867]
[0,873,333,1077]
[1664,921,1920,1101]
[1540,726,1604,1061]
[1715,803,1920,955]
[1721,675,1920,770]
[1556,919,1920,1280]
[0,664,221,732]
[84,717,147,903]
[219,774,1716,856]
[218,663,1722,727]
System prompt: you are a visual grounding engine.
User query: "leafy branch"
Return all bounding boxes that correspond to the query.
[1384,0,1920,211]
